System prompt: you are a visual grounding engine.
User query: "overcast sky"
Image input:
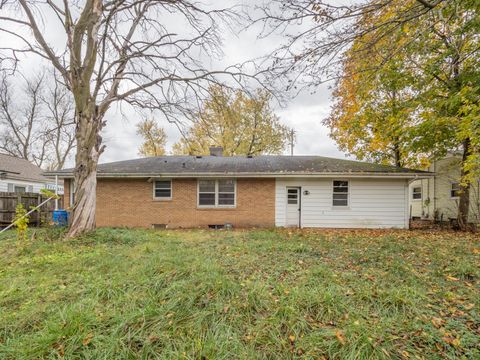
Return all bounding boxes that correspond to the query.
[98,13,347,164]
[1,1,349,166]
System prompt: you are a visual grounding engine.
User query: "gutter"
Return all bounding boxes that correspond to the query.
[45,171,434,179]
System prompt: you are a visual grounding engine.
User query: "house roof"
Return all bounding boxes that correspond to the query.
[46,155,432,179]
[0,153,52,183]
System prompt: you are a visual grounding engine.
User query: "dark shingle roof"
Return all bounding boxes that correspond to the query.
[0,153,52,183]
[47,155,431,178]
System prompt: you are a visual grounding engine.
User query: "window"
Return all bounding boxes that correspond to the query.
[198,180,216,206]
[287,188,299,204]
[154,180,172,199]
[218,179,235,205]
[14,186,26,193]
[412,186,422,200]
[332,180,349,207]
[451,182,461,198]
[198,179,236,207]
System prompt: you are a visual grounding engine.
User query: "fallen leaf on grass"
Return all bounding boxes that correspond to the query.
[53,343,65,357]
[335,330,346,345]
[442,335,461,347]
[82,333,93,346]
[445,275,459,282]
[148,335,160,342]
[431,317,445,328]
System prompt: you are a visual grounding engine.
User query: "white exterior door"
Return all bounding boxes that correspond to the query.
[286,187,301,227]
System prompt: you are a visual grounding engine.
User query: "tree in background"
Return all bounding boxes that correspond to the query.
[0,72,75,170]
[173,86,291,156]
[323,3,430,169]
[325,56,421,168]
[136,119,167,157]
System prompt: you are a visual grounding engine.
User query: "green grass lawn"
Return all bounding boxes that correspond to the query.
[0,228,479,359]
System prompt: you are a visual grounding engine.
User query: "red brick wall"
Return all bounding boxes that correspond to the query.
[64,178,275,228]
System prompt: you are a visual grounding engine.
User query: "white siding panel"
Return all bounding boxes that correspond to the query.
[0,179,46,193]
[275,178,409,229]
[0,180,8,192]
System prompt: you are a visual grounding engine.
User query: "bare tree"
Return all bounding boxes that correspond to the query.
[42,72,76,170]
[0,1,263,237]
[0,73,48,167]
[0,71,75,170]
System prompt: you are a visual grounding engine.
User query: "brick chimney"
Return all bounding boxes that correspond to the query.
[209,146,223,156]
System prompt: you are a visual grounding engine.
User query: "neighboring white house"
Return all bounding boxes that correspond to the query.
[0,153,64,194]
[409,154,480,223]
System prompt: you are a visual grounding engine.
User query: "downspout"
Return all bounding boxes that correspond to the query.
[55,175,59,211]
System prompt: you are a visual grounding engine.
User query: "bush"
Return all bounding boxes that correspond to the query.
[13,203,29,242]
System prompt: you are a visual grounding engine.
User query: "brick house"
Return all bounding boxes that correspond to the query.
[48,147,431,229]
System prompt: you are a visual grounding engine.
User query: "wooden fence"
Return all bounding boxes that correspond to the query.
[0,192,64,227]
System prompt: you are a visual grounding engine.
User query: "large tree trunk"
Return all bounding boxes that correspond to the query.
[67,110,104,238]
[393,141,402,167]
[458,138,471,231]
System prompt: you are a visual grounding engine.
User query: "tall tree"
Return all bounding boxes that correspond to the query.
[173,86,291,156]
[407,0,480,228]
[1,1,261,237]
[136,119,167,157]
[43,72,76,170]
[0,72,75,169]
[0,73,47,167]
[325,55,421,168]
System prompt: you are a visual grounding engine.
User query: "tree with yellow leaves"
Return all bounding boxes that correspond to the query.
[173,86,292,156]
[136,119,167,157]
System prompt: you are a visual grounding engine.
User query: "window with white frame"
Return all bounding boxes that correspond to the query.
[154,180,172,199]
[198,179,235,207]
[332,180,349,207]
[450,182,461,198]
[412,186,422,200]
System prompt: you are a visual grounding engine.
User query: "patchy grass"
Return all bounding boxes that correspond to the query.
[0,228,479,359]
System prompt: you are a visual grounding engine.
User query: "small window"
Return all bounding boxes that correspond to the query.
[333,180,349,207]
[287,188,298,204]
[14,186,26,193]
[198,179,236,207]
[451,182,461,198]
[412,186,422,200]
[154,180,172,199]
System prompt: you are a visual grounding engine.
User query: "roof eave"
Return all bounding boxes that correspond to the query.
[46,171,433,179]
